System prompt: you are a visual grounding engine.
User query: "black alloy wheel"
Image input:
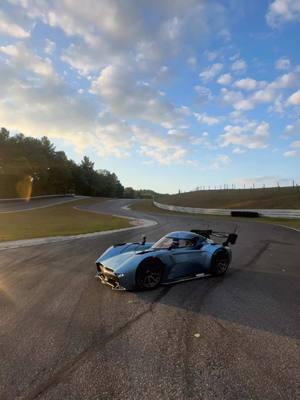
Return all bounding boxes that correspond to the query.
[210,250,230,276]
[136,259,163,290]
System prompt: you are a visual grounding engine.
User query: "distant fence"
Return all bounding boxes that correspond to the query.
[180,184,300,192]
[153,201,300,219]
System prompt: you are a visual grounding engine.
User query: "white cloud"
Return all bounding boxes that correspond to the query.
[220,88,243,106]
[205,51,218,61]
[233,99,255,111]
[0,43,56,79]
[270,71,298,89]
[194,85,213,103]
[177,105,191,117]
[229,110,245,122]
[90,64,180,127]
[234,78,260,90]
[291,140,300,148]
[187,56,197,67]
[167,129,188,138]
[194,112,220,125]
[283,150,297,157]
[217,154,231,164]
[4,0,299,171]
[232,147,246,154]
[229,70,300,111]
[219,121,270,149]
[44,39,56,55]
[0,50,187,163]
[139,145,187,165]
[217,73,232,85]
[0,10,30,38]
[287,90,300,105]
[275,57,291,70]
[199,63,223,82]
[162,16,182,40]
[251,89,274,103]
[218,29,231,42]
[0,62,98,149]
[267,0,300,27]
[92,113,133,158]
[284,121,300,136]
[12,0,227,75]
[209,154,231,170]
[269,95,285,113]
[231,59,247,72]
[133,125,195,165]
[0,58,195,163]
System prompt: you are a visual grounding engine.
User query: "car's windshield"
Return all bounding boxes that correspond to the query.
[152,236,197,249]
[152,236,174,249]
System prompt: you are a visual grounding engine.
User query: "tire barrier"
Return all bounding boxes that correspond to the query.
[231,211,260,218]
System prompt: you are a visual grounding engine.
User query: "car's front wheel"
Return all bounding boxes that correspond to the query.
[136,258,163,290]
[210,249,230,276]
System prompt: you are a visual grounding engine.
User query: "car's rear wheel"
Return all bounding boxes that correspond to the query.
[210,249,230,276]
[136,258,163,290]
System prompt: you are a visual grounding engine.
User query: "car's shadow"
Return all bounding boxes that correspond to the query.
[130,267,299,340]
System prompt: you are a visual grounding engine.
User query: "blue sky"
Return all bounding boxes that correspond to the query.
[0,0,300,193]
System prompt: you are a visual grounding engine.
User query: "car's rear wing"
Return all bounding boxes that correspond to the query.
[190,229,238,246]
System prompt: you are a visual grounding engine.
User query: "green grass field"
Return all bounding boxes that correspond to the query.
[0,198,131,242]
[131,200,300,231]
[157,186,300,209]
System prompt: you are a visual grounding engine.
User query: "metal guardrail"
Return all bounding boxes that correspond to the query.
[153,201,300,219]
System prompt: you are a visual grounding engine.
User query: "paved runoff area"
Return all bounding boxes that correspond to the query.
[0,199,299,400]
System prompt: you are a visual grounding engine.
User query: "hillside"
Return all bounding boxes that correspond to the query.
[157,186,300,209]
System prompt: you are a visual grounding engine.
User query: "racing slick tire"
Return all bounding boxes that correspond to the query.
[136,258,163,290]
[210,249,230,276]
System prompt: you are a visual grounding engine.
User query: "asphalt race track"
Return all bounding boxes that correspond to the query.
[0,196,83,213]
[0,199,299,400]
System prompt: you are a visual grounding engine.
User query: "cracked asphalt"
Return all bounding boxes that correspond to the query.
[0,199,299,400]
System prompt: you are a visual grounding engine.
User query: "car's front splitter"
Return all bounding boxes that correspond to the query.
[95,273,126,290]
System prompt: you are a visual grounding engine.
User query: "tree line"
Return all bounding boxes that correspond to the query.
[0,127,127,198]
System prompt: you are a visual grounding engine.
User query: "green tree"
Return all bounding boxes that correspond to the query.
[0,128,125,198]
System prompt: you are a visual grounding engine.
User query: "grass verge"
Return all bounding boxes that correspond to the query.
[157,186,300,209]
[131,200,300,231]
[0,198,131,242]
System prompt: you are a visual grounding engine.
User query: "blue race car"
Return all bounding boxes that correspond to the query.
[95,229,238,291]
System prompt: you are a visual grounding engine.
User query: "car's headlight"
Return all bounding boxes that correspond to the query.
[117,273,125,278]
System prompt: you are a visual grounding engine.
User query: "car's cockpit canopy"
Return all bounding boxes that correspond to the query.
[151,231,204,250]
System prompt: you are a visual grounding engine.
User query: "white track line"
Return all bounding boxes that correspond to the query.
[0,216,157,251]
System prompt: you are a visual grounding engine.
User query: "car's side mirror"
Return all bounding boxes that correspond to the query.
[141,235,146,245]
